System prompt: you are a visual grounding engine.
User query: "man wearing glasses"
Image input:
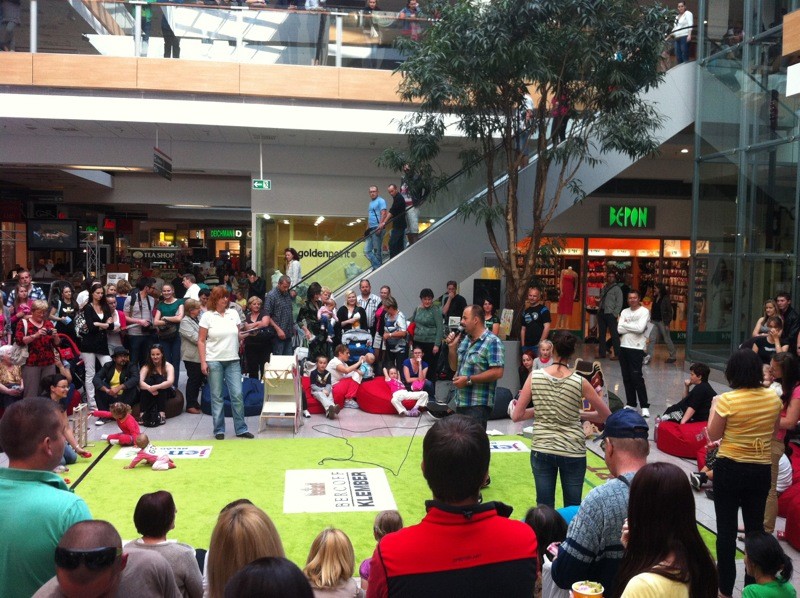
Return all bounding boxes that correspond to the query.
[550,409,649,597]
[0,398,92,598]
[35,520,180,597]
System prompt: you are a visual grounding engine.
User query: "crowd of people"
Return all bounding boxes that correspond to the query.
[5,256,800,596]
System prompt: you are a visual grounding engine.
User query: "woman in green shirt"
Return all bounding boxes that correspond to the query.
[409,288,443,382]
[154,284,185,390]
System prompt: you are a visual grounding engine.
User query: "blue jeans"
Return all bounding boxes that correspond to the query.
[62,444,77,466]
[364,227,384,270]
[157,335,182,389]
[530,450,586,508]
[128,334,154,368]
[675,36,689,63]
[271,335,294,356]
[208,360,248,436]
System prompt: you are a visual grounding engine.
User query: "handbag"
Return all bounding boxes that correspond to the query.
[74,310,89,339]
[10,321,29,366]
[156,323,178,341]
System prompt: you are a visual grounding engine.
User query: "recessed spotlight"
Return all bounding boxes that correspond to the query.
[680,148,689,154]
[282,219,290,225]
[429,219,435,223]
[262,214,271,220]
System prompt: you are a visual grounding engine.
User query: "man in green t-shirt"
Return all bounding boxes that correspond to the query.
[0,398,92,598]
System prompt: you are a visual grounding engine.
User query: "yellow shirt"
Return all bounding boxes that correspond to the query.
[110,368,121,387]
[620,572,688,598]
[716,387,782,464]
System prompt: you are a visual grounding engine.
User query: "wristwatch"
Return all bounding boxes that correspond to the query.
[467,376,473,386]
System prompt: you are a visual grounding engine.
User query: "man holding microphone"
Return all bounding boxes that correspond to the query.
[447,304,505,429]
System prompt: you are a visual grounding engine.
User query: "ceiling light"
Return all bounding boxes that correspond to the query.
[680,148,689,154]
[282,219,290,225]
[314,217,325,226]
[262,214,271,220]
[429,219,435,223]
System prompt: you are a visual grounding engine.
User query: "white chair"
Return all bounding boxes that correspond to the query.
[258,354,300,433]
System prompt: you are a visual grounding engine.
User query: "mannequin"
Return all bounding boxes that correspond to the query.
[556,266,578,329]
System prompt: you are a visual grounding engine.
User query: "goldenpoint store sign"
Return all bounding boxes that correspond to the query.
[294,241,358,271]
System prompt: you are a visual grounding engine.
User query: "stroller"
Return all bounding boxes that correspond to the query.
[340,328,373,365]
[57,333,86,392]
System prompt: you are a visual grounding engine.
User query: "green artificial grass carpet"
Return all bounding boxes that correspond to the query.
[60,433,727,567]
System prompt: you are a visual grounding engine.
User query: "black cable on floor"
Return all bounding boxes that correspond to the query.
[313,415,434,477]
[70,443,113,491]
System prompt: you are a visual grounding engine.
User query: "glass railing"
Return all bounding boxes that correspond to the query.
[19,0,431,69]
[296,143,513,295]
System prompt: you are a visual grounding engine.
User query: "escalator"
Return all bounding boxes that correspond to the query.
[300,62,698,309]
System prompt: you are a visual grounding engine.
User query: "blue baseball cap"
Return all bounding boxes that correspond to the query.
[599,409,649,440]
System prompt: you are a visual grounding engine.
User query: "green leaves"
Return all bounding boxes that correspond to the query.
[384,0,672,304]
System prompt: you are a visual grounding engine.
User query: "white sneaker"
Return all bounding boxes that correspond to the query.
[623,405,636,410]
[641,408,650,418]
[302,410,311,419]
[101,434,109,440]
[94,419,106,426]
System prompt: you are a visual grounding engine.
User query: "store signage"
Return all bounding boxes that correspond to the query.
[600,205,656,230]
[153,148,172,181]
[130,248,180,260]
[561,248,583,255]
[252,179,272,190]
[209,228,245,239]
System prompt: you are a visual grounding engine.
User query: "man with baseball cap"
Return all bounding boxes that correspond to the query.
[551,409,649,596]
[92,346,140,424]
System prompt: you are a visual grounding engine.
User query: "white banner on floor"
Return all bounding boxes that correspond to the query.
[284,469,397,513]
[113,446,213,460]
[490,440,530,453]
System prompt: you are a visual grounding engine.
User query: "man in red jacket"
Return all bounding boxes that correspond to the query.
[367,415,537,597]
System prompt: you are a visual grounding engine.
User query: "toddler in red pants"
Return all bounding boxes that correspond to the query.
[92,402,140,446]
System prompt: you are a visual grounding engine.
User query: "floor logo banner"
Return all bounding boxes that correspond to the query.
[284,469,397,513]
[490,440,530,453]
[113,446,213,460]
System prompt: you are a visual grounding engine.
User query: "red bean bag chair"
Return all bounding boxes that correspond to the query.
[784,491,800,550]
[355,378,417,415]
[656,421,707,459]
[301,377,347,415]
[778,449,800,518]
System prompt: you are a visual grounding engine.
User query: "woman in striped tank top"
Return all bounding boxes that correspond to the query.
[512,331,611,508]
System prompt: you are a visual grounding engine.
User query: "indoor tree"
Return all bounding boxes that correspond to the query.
[379,0,673,329]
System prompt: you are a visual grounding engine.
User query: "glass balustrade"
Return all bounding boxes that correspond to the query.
[17,0,430,68]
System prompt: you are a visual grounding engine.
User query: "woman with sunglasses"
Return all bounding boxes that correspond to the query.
[139,344,175,426]
[154,284,185,390]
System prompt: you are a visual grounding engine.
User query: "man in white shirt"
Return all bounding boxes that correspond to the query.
[182,274,201,301]
[617,290,651,418]
[672,1,693,64]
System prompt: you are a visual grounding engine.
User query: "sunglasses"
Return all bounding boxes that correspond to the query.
[54,546,120,570]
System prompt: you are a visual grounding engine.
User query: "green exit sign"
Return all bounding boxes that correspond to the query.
[252,179,272,190]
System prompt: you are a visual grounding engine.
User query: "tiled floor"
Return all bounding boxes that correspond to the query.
[3,343,797,596]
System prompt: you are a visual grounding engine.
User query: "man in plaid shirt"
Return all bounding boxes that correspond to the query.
[5,269,45,309]
[446,304,505,429]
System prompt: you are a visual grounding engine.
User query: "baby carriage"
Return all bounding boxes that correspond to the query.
[57,333,85,391]
[341,328,373,365]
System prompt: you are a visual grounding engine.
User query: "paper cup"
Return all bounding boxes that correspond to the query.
[572,581,604,597]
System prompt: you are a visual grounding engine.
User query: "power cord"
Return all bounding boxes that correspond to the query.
[314,414,434,477]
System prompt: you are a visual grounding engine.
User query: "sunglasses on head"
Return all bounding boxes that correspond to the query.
[54,546,120,570]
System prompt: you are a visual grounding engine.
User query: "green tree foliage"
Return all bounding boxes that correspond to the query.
[380,0,673,324]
